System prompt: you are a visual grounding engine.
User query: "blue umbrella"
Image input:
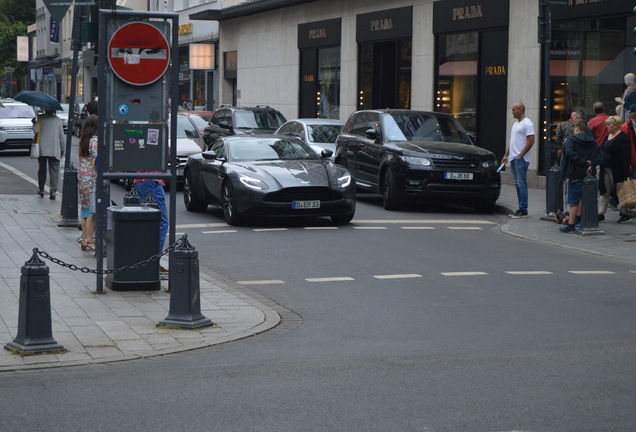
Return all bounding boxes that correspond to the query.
[13,90,63,111]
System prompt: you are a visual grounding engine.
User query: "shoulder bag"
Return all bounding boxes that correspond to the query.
[616,178,636,209]
[30,116,43,159]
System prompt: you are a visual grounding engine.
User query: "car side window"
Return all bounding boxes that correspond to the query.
[278,123,293,136]
[211,140,225,158]
[212,110,228,126]
[349,113,379,137]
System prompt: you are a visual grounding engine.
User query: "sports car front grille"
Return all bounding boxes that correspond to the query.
[263,187,343,203]
[432,157,480,170]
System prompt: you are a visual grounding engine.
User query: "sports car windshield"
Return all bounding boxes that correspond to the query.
[229,138,318,162]
[382,112,471,144]
[234,110,286,130]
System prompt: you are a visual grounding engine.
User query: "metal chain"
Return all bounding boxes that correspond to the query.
[33,234,188,275]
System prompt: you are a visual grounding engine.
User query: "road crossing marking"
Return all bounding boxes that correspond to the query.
[506,271,553,275]
[238,280,285,285]
[374,274,423,279]
[441,272,489,276]
[202,230,238,234]
[568,270,616,275]
[306,277,355,282]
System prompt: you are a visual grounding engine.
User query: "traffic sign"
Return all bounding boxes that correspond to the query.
[107,22,170,86]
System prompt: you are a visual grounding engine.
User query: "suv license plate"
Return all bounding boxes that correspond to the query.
[292,200,320,209]
[445,172,473,180]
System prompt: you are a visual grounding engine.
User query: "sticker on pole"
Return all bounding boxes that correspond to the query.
[108,22,170,86]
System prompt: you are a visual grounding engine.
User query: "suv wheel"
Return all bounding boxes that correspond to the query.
[382,168,401,210]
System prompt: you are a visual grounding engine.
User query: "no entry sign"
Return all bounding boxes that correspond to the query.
[108,22,170,86]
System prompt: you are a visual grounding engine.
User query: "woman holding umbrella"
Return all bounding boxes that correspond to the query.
[32,108,65,199]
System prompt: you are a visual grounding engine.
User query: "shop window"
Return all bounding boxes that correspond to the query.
[358,39,411,110]
[550,17,629,122]
[435,32,478,134]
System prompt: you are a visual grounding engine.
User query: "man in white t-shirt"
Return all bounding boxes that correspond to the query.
[503,102,535,218]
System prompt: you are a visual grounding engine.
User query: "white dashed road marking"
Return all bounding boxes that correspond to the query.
[306,277,355,282]
[253,228,288,232]
[568,271,616,275]
[202,230,238,234]
[441,272,489,276]
[448,226,482,230]
[238,280,285,285]
[353,226,387,230]
[506,271,553,275]
[304,227,339,230]
[373,274,423,279]
[401,226,435,230]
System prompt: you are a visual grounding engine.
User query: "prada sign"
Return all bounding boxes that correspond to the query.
[356,6,412,42]
[433,0,509,33]
[298,18,341,49]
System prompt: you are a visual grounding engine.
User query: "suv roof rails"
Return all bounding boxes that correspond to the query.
[255,105,272,109]
[219,104,234,108]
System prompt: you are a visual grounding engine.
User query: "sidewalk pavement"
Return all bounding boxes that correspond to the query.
[0,167,634,371]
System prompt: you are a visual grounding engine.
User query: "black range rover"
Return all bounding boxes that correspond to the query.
[334,109,501,212]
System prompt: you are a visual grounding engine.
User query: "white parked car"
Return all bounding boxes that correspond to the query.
[0,99,36,153]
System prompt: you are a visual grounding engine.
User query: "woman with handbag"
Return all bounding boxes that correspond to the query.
[598,115,632,223]
[32,109,65,199]
[77,115,98,251]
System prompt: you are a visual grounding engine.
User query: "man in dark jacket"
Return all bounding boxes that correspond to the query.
[560,120,604,233]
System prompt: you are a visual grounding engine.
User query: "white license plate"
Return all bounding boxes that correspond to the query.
[176,168,184,177]
[445,172,473,180]
[292,200,320,209]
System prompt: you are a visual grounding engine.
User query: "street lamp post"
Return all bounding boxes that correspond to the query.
[58,4,84,228]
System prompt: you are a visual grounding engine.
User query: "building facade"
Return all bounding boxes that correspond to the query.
[191,0,636,186]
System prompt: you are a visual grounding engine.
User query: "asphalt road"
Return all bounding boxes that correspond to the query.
[1,141,635,432]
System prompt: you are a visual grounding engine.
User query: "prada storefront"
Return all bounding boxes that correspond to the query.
[433,0,509,161]
[298,19,342,119]
[549,1,636,125]
[356,7,413,111]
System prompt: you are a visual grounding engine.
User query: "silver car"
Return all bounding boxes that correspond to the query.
[275,118,345,156]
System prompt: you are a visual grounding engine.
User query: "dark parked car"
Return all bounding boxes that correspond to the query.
[183,135,356,225]
[202,105,286,147]
[335,109,500,212]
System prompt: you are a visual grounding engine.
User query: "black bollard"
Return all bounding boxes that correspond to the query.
[58,162,81,228]
[5,252,64,354]
[158,236,213,329]
[579,174,604,236]
[541,163,564,221]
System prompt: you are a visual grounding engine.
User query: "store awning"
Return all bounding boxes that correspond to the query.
[190,0,319,21]
[438,61,477,76]
[550,59,612,77]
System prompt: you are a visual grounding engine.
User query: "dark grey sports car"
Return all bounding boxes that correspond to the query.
[183,135,356,225]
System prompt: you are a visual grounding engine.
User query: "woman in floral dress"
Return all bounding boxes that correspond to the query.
[77,115,98,251]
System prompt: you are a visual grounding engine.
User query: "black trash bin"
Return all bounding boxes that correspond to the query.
[105,204,161,291]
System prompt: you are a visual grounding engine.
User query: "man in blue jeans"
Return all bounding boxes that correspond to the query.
[503,102,535,218]
[134,177,169,277]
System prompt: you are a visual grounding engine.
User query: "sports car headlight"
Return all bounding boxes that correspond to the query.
[336,174,351,188]
[239,175,269,190]
[399,155,431,166]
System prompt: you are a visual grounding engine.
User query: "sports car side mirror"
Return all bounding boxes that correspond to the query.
[202,150,218,160]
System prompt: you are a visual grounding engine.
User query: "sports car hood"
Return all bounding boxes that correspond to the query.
[388,140,494,158]
[234,160,346,189]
